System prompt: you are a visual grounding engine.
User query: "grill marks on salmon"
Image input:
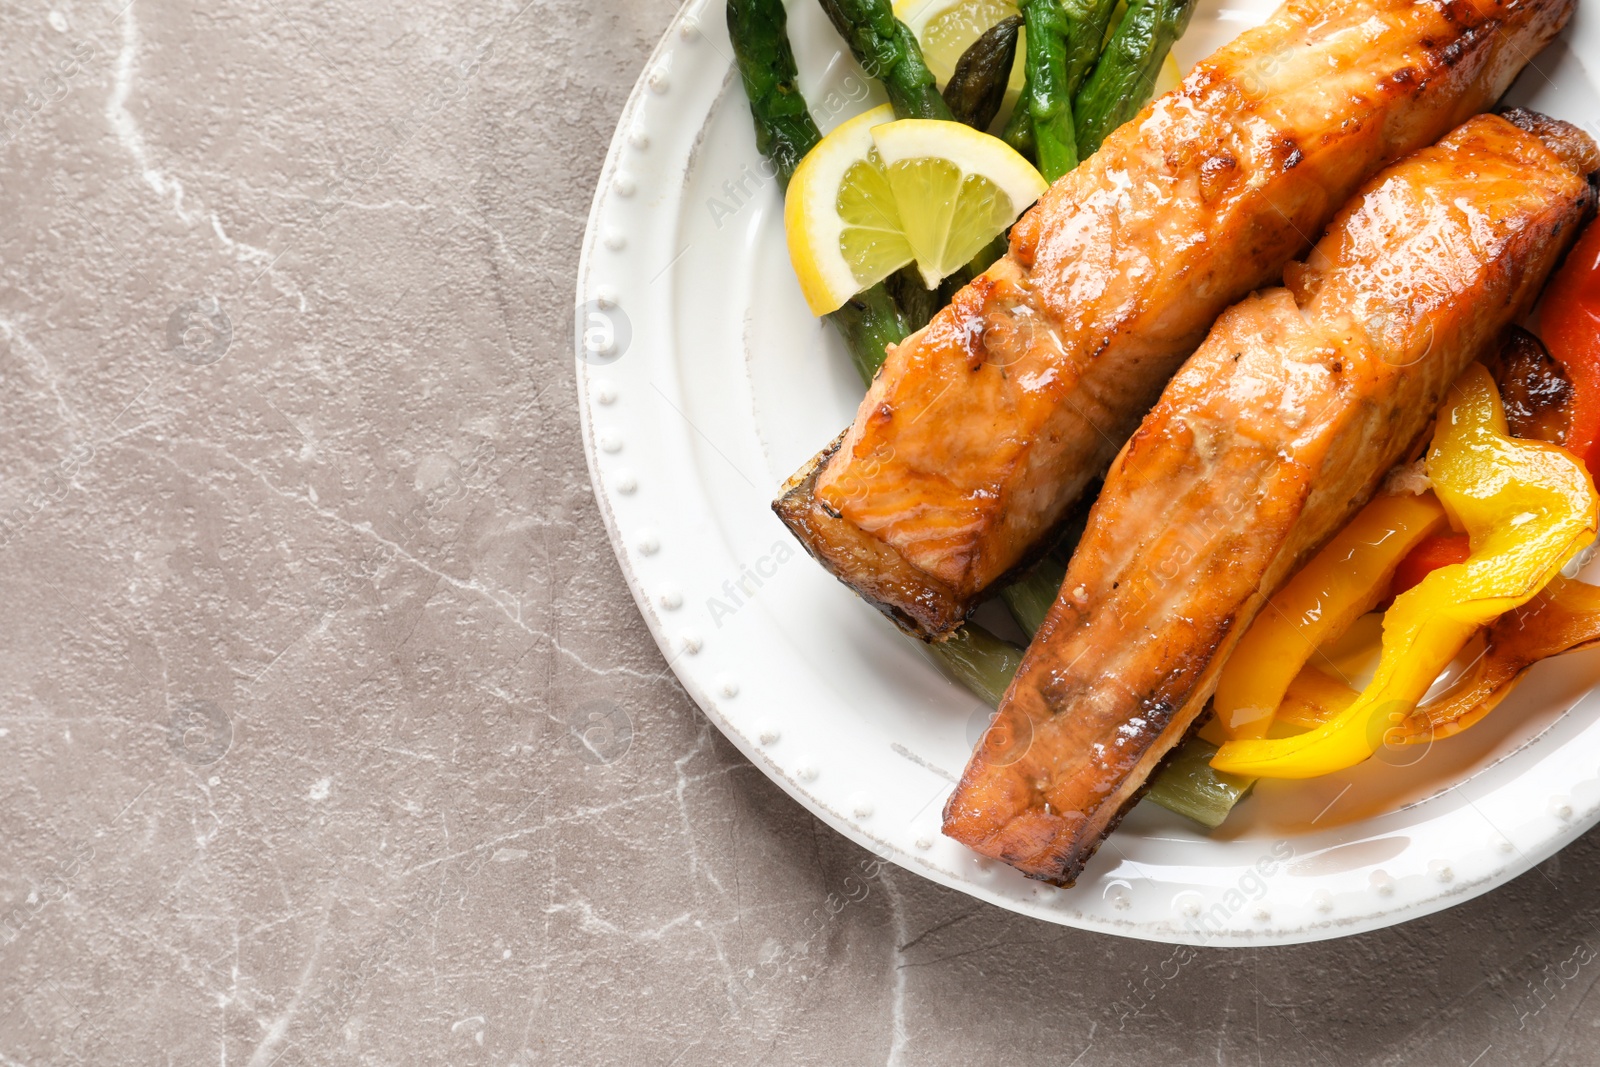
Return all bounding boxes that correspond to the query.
[775,0,1577,640]
[941,113,1599,886]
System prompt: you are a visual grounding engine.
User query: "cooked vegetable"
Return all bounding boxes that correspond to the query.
[1388,532,1470,600]
[1001,0,1118,166]
[835,286,915,382]
[1213,493,1446,741]
[895,0,1024,90]
[1400,577,1600,740]
[728,0,912,380]
[1277,577,1600,742]
[998,487,1094,636]
[942,15,1024,130]
[1273,666,1360,731]
[1486,326,1573,444]
[932,623,1024,705]
[1000,100,1035,160]
[1390,327,1576,599]
[728,0,827,184]
[1213,365,1600,778]
[815,0,954,120]
[999,555,1066,637]
[1015,0,1079,180]
[1237,321,1599,757]
[1072,0,1197,157]
[1060,0,1123,94]
[885,270,942,333]
[1144,738,1254,828]
[1540,210,1600,473]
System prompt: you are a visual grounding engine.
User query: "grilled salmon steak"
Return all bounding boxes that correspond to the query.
[943,111,1600,886]
[775,0,1576,640]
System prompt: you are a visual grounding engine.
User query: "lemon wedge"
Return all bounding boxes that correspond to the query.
[785,105,1047,314]
[1153,52,1182,97]
[895,0,1024,112]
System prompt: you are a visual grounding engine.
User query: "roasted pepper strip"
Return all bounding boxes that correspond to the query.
[1273,664,1360,730]
[1212,365,1599,779]
[1388,533,1470,600]
[1279,577,1600,741]
[1211,492,1446,740]
[1541,221,1600,473]
[1388,328,1576,599]
[1403,576,1600,739]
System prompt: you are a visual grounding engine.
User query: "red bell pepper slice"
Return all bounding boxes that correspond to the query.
[1389,533,1471,599]
[1542,220,1600,473]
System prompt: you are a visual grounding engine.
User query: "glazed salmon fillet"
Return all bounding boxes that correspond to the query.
[942,111,1600,886]
[775,0,1576,640]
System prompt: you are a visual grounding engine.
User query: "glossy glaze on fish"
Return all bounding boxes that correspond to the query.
[775,0,1576,640]
[942,112,1599,885]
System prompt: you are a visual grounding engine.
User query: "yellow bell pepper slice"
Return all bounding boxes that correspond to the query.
[1275,574,1600,744]
[1212,492,1446,739]
[1212,364,1598,779]
[1273,664,1361,730]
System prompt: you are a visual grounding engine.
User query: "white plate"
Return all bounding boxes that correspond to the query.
[575,0,1600,944]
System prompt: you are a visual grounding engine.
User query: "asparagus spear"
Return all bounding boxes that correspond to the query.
[942,14,1023,131]
[835,286,914,382]
[1014,0,1078,181]
[727,0,824,185]
[886,270,941,335]
[1061,0,1124,93]
[815,0,954,120]
[1002,0,1118,168]
[1000,100,1036,161]
[727,0,912,380]
[1073,0,1197,157]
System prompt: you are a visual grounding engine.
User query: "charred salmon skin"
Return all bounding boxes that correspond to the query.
[775,0,1577,640]
[942,111,1599,885]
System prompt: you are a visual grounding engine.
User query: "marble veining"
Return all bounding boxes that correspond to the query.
[2,0,1600,1063]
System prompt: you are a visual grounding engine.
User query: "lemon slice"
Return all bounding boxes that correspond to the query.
[872,119,1046,287]
[786,106,1046,314]
[785,105,908,316]
[895,0,1022,86]
[1153,53,1182,97]
[895,0,1024,111]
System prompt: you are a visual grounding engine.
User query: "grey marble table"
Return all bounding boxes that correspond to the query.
[2,0,1599,1063]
